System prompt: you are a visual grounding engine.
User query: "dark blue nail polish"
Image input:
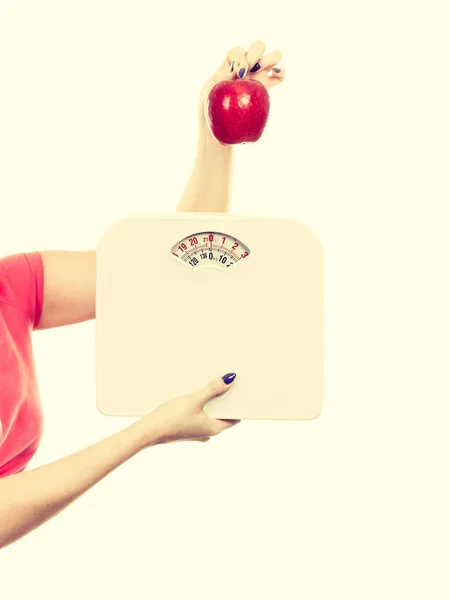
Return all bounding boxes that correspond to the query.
[250,62,261,73]
[238,67,246,78]
[222,373,237,385]
[274,68,281,73]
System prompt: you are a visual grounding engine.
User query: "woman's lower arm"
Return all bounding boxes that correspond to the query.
[0,418,161,549]
[176,109,234,214]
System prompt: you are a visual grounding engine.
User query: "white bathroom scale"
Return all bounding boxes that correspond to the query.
[95,213,325,420]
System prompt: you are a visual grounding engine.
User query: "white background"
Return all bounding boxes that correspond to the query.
[1,1,449,598]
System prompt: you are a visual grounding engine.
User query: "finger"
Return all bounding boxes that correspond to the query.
[195,373,237,407]
[267,66,286,86]
[219,418,241,430]
[166,437,211,443]
[255,49,283,72]
[245,40,266,71]
[210,417,241,435]
[226,46,249,79]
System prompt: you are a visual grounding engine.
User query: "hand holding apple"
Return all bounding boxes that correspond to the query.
[199,40,285,145]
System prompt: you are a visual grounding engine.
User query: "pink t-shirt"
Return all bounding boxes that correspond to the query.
[0,252,44,477]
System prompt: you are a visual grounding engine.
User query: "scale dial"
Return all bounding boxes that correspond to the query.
[170,231,250,270]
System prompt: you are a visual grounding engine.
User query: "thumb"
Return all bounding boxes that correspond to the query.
[195,373,237,408]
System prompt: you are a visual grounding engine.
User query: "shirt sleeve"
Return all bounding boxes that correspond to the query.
[0,252,44,330]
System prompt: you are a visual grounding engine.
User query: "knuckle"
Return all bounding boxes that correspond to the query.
[194,390,205,403]
[209,381,223,397]
[248,41,265,55]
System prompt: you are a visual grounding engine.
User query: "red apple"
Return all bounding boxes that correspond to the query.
[205,79,270,145]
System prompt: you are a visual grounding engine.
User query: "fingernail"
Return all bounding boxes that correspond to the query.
[230,61,234,73]
[238,67,246,78]
[274,68,281,73]
[222,373,237,385]
[250,62,261,73]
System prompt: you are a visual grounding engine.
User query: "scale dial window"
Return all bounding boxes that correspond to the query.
[170,231,250,270]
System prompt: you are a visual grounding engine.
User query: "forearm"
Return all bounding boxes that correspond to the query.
[176,117,234,213]
[0,418,160,549]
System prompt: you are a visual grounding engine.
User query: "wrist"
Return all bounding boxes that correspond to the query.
[127,415,166,451]
[197,115,234,157]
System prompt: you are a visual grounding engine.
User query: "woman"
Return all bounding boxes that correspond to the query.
[0,40,285,549]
